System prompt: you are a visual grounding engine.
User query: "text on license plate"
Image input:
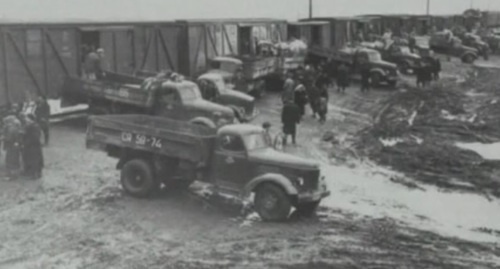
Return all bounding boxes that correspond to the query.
[121,132,162,149]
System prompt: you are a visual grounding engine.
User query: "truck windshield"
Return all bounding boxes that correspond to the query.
[367,51,382,62]
[178,84,202,101]
[243,133,269,151]
[212,76,228,93]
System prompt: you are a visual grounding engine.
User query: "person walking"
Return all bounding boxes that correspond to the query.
[317,97,328,124]
[281,101,301,146]
[22,115,44,180]
[432,57,441,81]
[360,62,371,92]
[35,96,50,146]
[84,48,105,80]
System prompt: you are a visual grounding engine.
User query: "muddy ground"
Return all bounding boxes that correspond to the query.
[0,55,499,268]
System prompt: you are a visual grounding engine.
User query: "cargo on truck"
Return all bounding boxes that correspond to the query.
[62,71,236,128]
[86,114,330,221]
[429,31,479,63]
[361,40,421,74]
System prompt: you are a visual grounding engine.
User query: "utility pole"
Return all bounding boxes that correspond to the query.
[426,0,430,16]
[309,0,312,19]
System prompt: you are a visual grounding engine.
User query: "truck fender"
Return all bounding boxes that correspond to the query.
[228,106,244,122]
[189,117,216,129]
[243,173,298,198]
[461,51,477,60]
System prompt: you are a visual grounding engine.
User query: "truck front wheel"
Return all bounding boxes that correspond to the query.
[254,184,291,222]
[462,54,475,64]
[295,201,321,217]
[370,72,382,87]
[121,159,158,198]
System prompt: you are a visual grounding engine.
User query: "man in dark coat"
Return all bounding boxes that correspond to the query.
[22,115,44,180]
[281,101,301,146]
[281,72,295,104]
[35,97,50,146]
[337,63,349,93]
[294,81,308,118]
[360,63,371,92]
[432,57,441,81]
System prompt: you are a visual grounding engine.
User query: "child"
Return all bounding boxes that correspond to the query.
[262,122,272,146]
[318,97,328,124]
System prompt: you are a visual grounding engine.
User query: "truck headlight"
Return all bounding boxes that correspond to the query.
[297,177,304,186]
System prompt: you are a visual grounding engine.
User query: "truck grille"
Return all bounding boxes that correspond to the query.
[302,170,319,190]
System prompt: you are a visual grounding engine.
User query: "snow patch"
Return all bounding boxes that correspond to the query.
[456,142,500,160]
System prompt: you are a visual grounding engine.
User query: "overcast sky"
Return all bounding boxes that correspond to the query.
[0,0,499,22]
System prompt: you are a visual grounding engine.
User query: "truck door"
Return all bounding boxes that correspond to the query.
[197,78,219,102]
[213,134,250,191]
[155,88,181,119]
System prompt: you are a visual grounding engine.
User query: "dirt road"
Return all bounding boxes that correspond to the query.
[0,58,500,268]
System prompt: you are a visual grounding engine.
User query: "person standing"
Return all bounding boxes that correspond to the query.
[281,72,295,104]
[337,63,349,93]
[294,80,308,118]
[360,62,371,92]
[35,96,50,146]
[84,48,105,80]
[281,101,301,146]
[432,57,441,81]
[262,122,272,146]
[22,115,44,180]
[2,112,23,180]
[317,97,328,124]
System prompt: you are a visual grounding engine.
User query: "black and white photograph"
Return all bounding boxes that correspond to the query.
[0,0,499,268]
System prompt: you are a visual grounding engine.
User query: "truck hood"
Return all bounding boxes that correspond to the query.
[207,69,234,80]
[373,60,397,70]
[186,99,234,117]
[248,148,319,170]
[221,89,254,103]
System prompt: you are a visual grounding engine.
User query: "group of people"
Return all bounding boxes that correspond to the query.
[415,57,441,88]
[280,64,331,146]
[0,97,49,180]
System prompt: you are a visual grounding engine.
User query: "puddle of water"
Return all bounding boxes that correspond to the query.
[321,164,500,243]
[456,142,500,160]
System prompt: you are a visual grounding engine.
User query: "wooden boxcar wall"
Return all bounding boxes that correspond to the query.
[180,20,287,78]
[0,25,78,106]
[0,22,183,107]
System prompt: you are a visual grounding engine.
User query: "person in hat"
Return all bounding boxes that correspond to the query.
[281,100,301,146]
[2,107,23,180]
[84,48,105,80]
[294,77,308,118]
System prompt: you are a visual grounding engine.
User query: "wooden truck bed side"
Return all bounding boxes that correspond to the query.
[62,75,155,108]
[86,115,217,164]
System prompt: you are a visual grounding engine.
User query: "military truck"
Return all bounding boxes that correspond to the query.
[458,33,490,60]
[361,41,421,74]
[135,70,258,122]
[86,115,330,221]
[429,31,478,63]
[62,72,236,128]
[328,47,399,87]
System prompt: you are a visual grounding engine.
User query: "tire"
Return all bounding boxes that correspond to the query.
[370,72,381,87]
[462,54,475,64]
[254,183,292,222]
[387,80,397,88]
[295,201,321,217]
[121,159,158,198]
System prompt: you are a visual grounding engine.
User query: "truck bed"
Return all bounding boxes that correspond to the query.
[86,115,217,164]
[62,72,155,108]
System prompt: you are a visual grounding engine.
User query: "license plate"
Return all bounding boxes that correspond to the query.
[121,132,162,149]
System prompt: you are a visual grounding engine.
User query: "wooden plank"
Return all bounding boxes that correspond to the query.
[42,27,48,95]
[206,25,218,55]
[138,29,153,71]
[222,26,234,54]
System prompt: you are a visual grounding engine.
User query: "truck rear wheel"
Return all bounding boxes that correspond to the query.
[370,72,381,87]
[295,201,320,217]
[121,159,158,198]
[462,54,475,64]
[254,184,291,222]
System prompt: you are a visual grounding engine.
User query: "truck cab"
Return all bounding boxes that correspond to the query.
[197,73,257,122]
[460,33,490,60]
[150,79,236,128]
[429,31,478,63]
[361,41,421,74]
[332,47,399,87]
